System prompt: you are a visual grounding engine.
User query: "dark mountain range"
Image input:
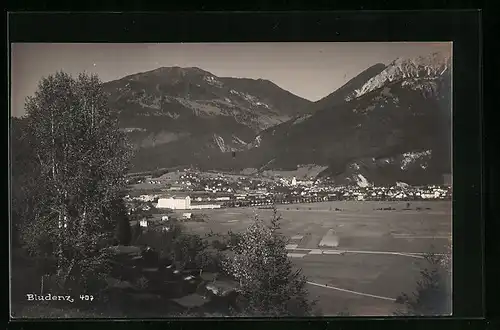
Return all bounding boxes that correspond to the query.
[132,52,451,186]
[310,63,387,112]
[102,67,313,152]
[218,77,312,116]
[12,52,451,186]
[232,52,452,185]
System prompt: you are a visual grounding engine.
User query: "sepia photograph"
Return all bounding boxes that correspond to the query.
[10,42,452,318]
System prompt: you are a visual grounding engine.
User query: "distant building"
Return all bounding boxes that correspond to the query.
[157,196,191,210]
[139,219,149,227]
[291,177,297,186]
[182,213,192,219]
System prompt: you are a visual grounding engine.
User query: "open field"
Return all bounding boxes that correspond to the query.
[178,200,451,315]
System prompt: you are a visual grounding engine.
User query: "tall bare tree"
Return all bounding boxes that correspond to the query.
[21,71,132,292]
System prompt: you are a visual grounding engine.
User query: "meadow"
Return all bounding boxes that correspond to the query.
[178,200,452,315]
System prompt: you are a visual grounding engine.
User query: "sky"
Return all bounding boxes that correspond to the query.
[10,42,451,117]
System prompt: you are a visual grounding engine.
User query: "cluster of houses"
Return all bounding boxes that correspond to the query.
[126,183,450,217]
[125,171,451,220]
[324,184,452,201]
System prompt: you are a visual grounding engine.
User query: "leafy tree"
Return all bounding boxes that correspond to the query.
[222,208,315,317]
[20,71,133,292]
[171,233,207,270]
[107,198,132,245]
[131,222,143,244]
[135,219,185,259]
[10,117,44,248]
[394,245,452,316]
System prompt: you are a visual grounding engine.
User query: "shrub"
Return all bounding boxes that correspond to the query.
[394,249,451,316]
[222,208,315,316]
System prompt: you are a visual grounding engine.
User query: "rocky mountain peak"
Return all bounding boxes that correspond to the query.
[347,52,451,101]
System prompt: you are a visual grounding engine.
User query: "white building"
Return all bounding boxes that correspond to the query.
[157,196,191,210]
[291,177,297,186]
[139,219,149,227]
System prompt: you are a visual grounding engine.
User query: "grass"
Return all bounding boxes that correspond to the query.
[180,200,451,316]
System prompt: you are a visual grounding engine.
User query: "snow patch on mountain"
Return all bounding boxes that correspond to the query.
[203,75,223,87]
[255,102,271,109]
[401,78,440,98]
[232,135,248,146]
[212,134,248,153]
[350,163,361,171]
[213,134,228,152]
[355,174,370,188]
[346,52,450,101]
[401,150,432,170]
[165,112,180,119]
[252,135,262,148]
[229,89,272,109]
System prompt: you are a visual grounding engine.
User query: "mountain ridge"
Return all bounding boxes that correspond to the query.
[101,66,315,152]
[13,52,452,186]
